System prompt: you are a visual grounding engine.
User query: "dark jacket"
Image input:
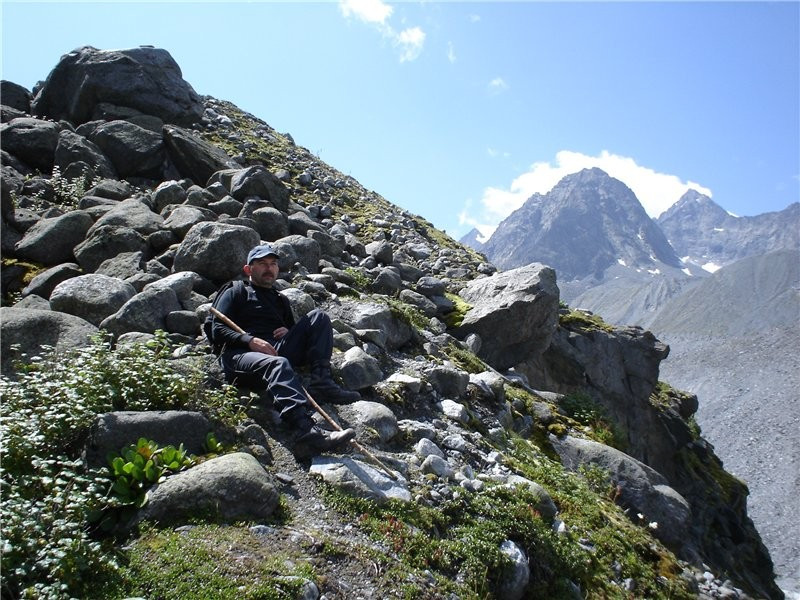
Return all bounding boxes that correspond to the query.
[211,280,295,351]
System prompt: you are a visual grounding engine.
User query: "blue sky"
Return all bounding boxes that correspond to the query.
[2,1,798,240]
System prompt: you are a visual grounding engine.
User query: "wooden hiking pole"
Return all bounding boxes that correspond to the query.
[209,307,398,480]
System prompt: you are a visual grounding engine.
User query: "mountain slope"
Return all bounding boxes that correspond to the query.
[649,250,800,592]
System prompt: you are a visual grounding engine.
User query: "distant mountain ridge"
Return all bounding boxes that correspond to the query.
[658,191,800,272]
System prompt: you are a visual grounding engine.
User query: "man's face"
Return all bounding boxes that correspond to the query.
[244,256,279,288]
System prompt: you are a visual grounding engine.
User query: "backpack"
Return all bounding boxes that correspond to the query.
[203,279,248,355]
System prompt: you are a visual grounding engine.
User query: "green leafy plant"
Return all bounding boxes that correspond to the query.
[558,392,625,449]
[0,332,242,599]
[204,431,224,454]
[106,438,194,507]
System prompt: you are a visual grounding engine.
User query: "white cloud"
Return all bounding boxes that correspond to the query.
[488,77,508,93]
[339,0,425,62]
[447,41,456,63]
[462,150,713,240]
[469,14,481,23]
[338,0,392,24]
[396,26,425,62]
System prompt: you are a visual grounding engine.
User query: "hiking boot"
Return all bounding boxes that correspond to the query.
[308,364,361,404]
[295,424,356,453]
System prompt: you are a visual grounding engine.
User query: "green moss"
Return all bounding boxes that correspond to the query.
[106,523,315,600]
[442,342,487,374]
[442,292,472,328]
[559,309,614,333]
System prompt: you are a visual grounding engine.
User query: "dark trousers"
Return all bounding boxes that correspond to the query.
[221,309,333,423]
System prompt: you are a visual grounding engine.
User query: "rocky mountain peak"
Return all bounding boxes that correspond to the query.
[480,167,681,283]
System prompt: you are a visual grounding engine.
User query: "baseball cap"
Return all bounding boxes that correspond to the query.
[247,244,280,264]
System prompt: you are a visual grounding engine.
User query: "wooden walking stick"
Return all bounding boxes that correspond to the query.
[210,307,398,480]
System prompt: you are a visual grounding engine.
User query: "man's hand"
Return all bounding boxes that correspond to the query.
[249,337,277,355]
[273,327,289,340]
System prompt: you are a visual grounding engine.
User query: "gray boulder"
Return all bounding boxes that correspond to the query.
[163,125,239,185]
[143,271,198,304]
[152,180,187,212]
[22,262,83,299]
[54,129,117,179]
[135,452,279,526]
[252,206,289,242]
[172,221,260,282]
[14,210,94,265]
[288,211,324,236]
[86,179,133,201]
[73,225,148,272]
[31,46,203,126]
[88,120,164,178]
[1,80,32,112]
[550,434,691,550]
[399,289,438,318]
[335,347,383,391]
[163,205,211,239]
[95,251,146,280]
[425,365,470,399]
[365,240,393,265]
[416,276,446,297]
[310,456,410,504]
[228,165,289,211]
[0,117,59,171]
[87,198,163,237]
[100,286,182,336]
[331,301,413,350]
[281,288,316,321]
[455,263,559,370]
[497,540,530,600]
[372,267,402,296]
[339,400,399,443]
[50,274,136,326]
[84,410,212,468]
[0,307,97,376]
[273,235,321,273]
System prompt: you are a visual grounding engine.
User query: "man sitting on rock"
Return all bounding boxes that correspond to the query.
[211,243,359,453]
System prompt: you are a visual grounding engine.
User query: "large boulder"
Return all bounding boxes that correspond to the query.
[0,307,97,376]
[87,198,163,237]
[21,263,83,299]
[172,221,260,282]
[100,286,182,337]
[49,274,136,326]
[455,263,559,370]
[88,120,164,178]
[329,301,414,350]
[73,225,149,272]
[0,117,60,172]
[134,452,280,526]
[272,235,321,273]
[227,166,290,212]
[14,210,94,265]
[53,129,117,179]
[550,434,692,552]
[162,125,239,185]
[1,80,32,112]
[30,46,203,126]
[310,456,410,504]
[84,410,213,468]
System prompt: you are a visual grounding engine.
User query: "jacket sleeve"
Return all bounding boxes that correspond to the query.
[211,284,253,350]
[280,293,296,329]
